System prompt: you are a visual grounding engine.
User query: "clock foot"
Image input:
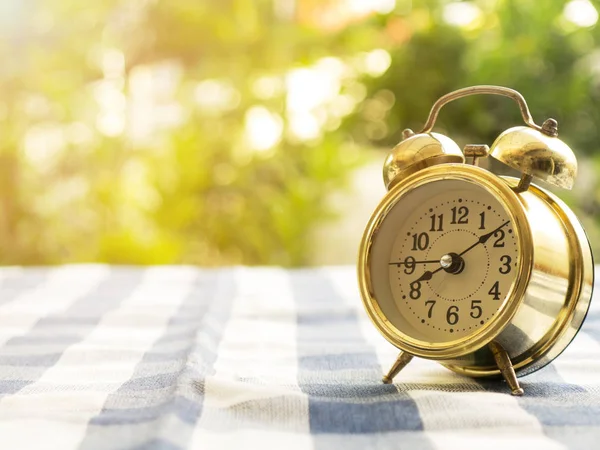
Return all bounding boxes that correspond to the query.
[489,341,524,396]
[382,351,414,384]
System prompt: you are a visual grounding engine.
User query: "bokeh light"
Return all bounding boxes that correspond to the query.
[1,0,600,266]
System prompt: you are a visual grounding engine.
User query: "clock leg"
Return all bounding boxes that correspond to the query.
[489,341,524,396]
[382,351,414,384]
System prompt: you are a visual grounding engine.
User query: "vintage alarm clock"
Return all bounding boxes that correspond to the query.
[358,86,593,395]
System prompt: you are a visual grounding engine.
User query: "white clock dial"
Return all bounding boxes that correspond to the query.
[387,182,519,342]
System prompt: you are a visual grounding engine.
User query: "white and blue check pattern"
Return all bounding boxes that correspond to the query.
[0,265,598,449]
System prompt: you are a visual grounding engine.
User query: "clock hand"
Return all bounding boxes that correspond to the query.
[409,220,510,284]
[411,265,444,284]
[388,259,440,266]
[458,220,510,257]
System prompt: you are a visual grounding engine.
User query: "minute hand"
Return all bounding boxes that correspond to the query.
[458,220,510,257]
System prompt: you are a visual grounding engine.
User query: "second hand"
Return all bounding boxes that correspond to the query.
[388,259,440,266]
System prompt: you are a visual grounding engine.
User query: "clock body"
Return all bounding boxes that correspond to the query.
[358,163,593,378]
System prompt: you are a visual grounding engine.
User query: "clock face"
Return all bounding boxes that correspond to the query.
[366,175,523,347]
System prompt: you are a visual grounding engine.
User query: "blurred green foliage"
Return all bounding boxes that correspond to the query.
[343,0,600,251]
[1,0,599,265]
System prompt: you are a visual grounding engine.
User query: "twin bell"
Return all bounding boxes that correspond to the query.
[383,120,577,192]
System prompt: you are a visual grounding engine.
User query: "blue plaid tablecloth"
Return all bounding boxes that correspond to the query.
[0,265,598,449]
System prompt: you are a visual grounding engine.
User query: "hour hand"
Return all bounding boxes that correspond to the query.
[414,271,433,282]
[412,265,444,285]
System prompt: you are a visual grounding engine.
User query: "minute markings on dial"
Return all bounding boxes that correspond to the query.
[408,220,511,286]
[389,192,518,337]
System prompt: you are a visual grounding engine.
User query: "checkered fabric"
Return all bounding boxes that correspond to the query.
[0,265,598,449]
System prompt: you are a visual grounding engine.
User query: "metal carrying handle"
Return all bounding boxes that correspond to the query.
[418,85,543,134]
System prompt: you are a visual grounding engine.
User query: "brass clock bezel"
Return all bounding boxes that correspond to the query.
[442,180,592,377]
[358,164,534,360]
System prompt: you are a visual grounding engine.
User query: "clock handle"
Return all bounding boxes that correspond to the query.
[418,85,544,135]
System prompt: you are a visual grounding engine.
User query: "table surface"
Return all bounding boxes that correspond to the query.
[0,265,598,450]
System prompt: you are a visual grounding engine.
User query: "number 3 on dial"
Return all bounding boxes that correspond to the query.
[499,255,512,274]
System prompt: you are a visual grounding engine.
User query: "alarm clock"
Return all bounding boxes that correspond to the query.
[357,85,593,395]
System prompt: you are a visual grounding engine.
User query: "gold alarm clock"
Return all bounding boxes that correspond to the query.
[358,86,593,396]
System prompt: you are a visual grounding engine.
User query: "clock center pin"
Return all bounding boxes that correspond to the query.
[439,252,465,274]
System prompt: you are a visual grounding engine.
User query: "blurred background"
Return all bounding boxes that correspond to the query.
[1,0,599,266]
